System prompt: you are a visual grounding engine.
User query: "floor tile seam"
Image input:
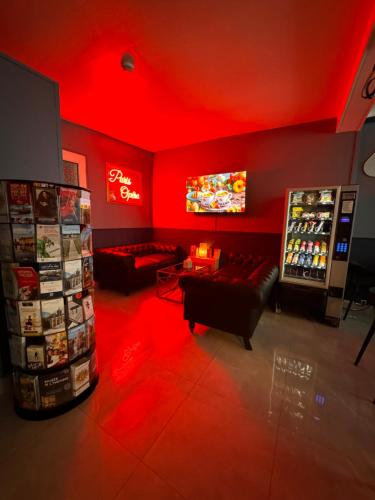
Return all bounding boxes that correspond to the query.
[139,390,192,462]
[190,352,216,388]
[138,461,189,500]
[111,467,140,500]
[75,406,143,463]
[80,382,194,463]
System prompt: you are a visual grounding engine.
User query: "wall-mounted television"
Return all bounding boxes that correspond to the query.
[186,171,247,213]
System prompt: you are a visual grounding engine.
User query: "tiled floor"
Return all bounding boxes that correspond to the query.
[0,286,374,500]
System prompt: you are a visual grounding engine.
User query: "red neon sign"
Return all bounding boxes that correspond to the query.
[106,163,143,206]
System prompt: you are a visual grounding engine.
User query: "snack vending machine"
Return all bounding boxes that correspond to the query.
[279,185,358,326]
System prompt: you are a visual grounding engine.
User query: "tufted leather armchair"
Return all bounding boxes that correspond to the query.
[94,242,186,294]
[179,254,279,350]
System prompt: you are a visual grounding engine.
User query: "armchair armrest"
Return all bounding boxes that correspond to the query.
[179,274,262,307]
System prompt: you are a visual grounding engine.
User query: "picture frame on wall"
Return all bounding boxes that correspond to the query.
[62,150,87,188]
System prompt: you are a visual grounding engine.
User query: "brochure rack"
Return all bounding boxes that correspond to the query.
[0,179,98,419]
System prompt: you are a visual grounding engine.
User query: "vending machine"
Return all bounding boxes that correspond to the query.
[279,185,358,326]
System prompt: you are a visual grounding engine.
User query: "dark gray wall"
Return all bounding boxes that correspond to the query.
[0,53,62,182]
[351,119,375,238]
[61,120,154,231]
[153,119,357,234]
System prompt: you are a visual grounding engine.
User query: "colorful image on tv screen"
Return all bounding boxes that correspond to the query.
[186,171,247,213]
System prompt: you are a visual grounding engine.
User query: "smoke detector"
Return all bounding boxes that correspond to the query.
[121,53,135,72]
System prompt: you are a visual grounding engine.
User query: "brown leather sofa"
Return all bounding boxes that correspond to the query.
[179,253,278,350]
[94,242,186,294]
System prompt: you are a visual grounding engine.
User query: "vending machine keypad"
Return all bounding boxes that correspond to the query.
[332,192,356,261]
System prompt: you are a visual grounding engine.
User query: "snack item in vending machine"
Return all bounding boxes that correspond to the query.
[287,239,294,252]
[292,253,299,265]
[300,240,307,253]
[298,253,305,266]
[288,221,296,233]
[304,254,313,267]
[293,239,301,252]
[305,192,317,205]
[286,252,293,264]
[319,190,333,204]
[321,241,327,254]
[315,221,324,233]
[308,221,317,233]
[318,255,327,269]
[307,241,314,254]
[296,222,303,232]
[313,241,321,255]
[291,192,305,204]
[301,222,308,233]
[291,207,303,219]
[302,211,316,220]
[312,254,320,267]
[317,211,331,220]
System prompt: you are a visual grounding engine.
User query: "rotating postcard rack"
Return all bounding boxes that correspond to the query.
[0,179,98,419]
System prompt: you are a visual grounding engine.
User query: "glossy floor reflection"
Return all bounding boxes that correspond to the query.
[0,286,374,499]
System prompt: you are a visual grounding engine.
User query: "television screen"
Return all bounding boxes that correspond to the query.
[186,171,247,213]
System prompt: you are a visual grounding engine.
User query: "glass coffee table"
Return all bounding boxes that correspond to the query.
[156,262,210,303]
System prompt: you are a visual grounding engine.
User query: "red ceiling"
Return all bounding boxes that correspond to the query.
[1,1,374,151]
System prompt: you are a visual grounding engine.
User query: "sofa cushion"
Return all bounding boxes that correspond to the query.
[134,253,177,271]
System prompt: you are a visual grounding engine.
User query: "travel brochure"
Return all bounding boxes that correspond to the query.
[33,183,59,224]
[41,297,65,335]
[45,331,68,368]
[63,259,82,295]
[36,224,62,262]
[82,256,93,288]
[7,182,34,224]
[14,373,40,410]
[82,293,94,320]
[62,225,81,260]
[81,226,93,257]
[71,358,90,396]
[80,191,91,225]
[26,344,45,370]
[12,224,35,261]
[59,187,80,224]
[39,368,72,408]
[68,323,87,361]
[18,300,43,336]
[1,263,39,300]
[86,316,96,347]
[66,292,83,328]
[39,262,63,298]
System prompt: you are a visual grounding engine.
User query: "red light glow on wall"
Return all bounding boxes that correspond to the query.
[106,162,143,206]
